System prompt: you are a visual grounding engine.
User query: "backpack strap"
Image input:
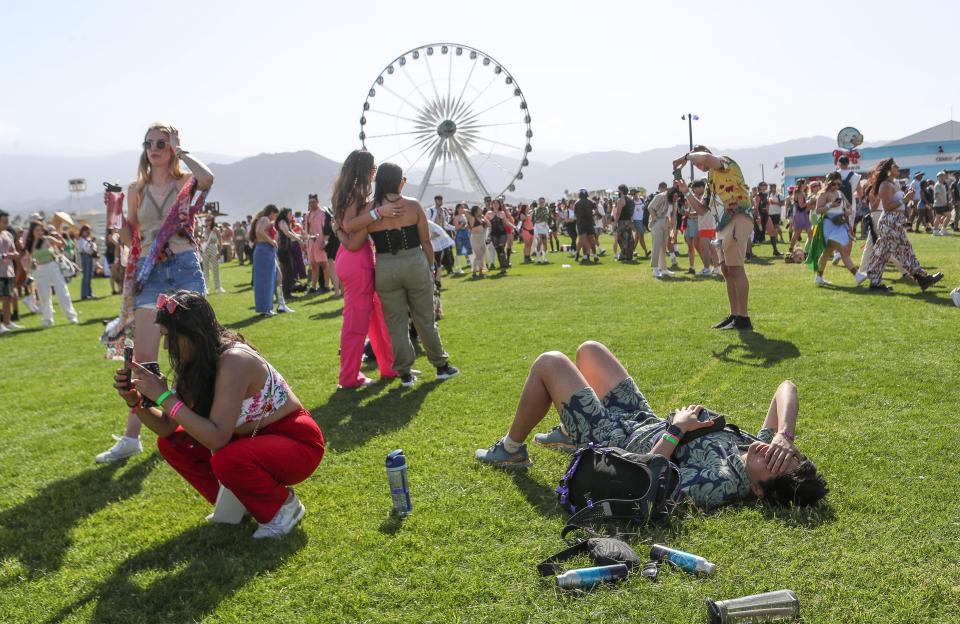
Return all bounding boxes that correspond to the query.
[536,540,591,576]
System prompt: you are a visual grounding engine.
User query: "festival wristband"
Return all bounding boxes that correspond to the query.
[662,433,680,446]
[156,390,175,408]
[169,400,185,421]
[666,424,684,440]
[780,431,795,442]
[370,208,379,221]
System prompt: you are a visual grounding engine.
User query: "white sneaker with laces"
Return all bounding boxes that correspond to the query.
[854,271,869,286]
[252,490,305,539]
[95,435,143,463]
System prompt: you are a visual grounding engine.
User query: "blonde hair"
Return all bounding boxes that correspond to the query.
[135,122,184,197]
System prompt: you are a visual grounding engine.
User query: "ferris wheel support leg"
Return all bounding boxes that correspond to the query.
[450,139,490,198]
[417,142,444,203]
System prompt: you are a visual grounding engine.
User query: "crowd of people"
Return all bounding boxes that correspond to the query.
[4,121,959,542]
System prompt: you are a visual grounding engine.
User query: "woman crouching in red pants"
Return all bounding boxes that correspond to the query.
[115,289,324,538]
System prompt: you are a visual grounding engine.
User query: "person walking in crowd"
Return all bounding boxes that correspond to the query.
[329,150,396,389]
[97,122,214,463]
[468,205,487,279]
[233,221,247,266]
[105,227,122,295]
[305,195,329,294]
[487,198,512,274]
[24,221,79,326]
[453,203,471,274]
[574,189,598,263]
[561,199,578,255]
[76,224,98,300]
[0,211,22,333]
[275,208,301,301]
[789,179,812,253]
[932,171,952,236]
[353,162,459,388]
[679,188,702,274]
[807,172,859,285]
[474,340,828,510]
[683,179,720,276]
[548,201,562,254]
[251,205,280,316]
[856,158,944,292]
[674,146,754,330]
[117,290,324,538]
[646,186,673,277]
[515,204,534,264]
[201,215,226,294]
[613,184,637,262]
[753,182,781,256]
[532,197,550,264]
[631,188,649,257]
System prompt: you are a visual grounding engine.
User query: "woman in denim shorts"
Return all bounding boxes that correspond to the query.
[95,122,214,464]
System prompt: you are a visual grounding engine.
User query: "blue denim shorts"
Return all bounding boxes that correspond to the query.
[133,250,207,309]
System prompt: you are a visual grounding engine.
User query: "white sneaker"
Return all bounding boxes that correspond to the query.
[216,287,227,293]
[6,322,23,329]
[252,490,305,539]
[277,304,294,313]
[698,268,712,276]
[854,271,869,286]
[661,268,675,277]
[95,435,143,463]
[0,325,10,334]
[652,268,662,279]
[815,274,830,286]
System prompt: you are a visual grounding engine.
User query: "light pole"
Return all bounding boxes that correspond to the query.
[761,164,765,183]
[681,114,699,181]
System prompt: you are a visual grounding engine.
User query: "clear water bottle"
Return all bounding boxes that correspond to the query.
[555,564,629,590]
[706,589,800,623]
[650,544,716,576]
[385,449,412,517]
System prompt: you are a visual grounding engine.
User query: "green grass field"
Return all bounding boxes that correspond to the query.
[1,233,959,623]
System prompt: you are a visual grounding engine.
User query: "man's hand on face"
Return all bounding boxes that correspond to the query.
[766,433,798,475]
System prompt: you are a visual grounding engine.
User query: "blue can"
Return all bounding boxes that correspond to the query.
[385,449,412,517]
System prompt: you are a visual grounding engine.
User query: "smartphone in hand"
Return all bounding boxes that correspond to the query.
[121,346,134,390]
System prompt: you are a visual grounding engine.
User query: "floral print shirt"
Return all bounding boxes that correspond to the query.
[708,157,753,231]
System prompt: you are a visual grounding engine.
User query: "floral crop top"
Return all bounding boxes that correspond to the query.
[230,346,291,428]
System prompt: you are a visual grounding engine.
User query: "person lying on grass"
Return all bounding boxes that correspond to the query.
[475,341,827,509]
[115,290,325,538]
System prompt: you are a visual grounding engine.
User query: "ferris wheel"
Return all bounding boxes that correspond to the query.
[359,43,533,202]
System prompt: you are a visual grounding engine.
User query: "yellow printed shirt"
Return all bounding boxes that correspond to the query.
[708,157,753,231]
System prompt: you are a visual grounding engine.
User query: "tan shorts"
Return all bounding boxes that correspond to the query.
[717,213,752,267]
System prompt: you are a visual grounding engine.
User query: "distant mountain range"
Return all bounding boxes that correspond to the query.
[0,137,856,219]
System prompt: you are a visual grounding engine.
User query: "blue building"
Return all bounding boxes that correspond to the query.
[782,121,960,188]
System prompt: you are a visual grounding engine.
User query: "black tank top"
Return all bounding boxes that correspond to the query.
[619,197,635,222]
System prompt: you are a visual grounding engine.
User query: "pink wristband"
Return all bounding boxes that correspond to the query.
[781,431,795,442]
[169,400,185,420]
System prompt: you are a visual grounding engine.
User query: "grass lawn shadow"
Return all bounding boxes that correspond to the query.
[0,455,161,578]
[830,284,956,307]
[308,308,344,320]
[759,501,836,528]
[509,469,564,519]
[712,332,800,368]
[46,523,306,624]
[225,314,273,330]
[310,379,441,453]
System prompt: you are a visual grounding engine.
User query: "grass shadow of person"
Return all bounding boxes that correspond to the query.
[310,379,441,453]
[308,308,343,320]
[830,284,956,307]
[509,469,564,519]
[225,314,273,330]
[45,523,306,624]
[0,454,161,579]
[712,331,800,369]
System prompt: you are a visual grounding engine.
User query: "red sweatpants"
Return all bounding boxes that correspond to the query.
[335,241,396,387]
[157,407,325,523]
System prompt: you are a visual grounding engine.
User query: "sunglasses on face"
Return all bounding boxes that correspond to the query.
[143,140,168,151]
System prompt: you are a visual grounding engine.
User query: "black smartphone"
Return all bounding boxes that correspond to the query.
[121,346,134,390]
[697,407,721,422]
[138,361,162,408]
[673,168,684,181]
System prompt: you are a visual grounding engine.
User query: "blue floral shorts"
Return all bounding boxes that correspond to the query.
[559,378,659,448]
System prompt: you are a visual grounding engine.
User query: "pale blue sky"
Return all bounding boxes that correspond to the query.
[2,0,958,160]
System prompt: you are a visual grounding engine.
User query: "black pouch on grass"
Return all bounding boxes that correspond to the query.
[555,447,681,532]
[537,537,642,576]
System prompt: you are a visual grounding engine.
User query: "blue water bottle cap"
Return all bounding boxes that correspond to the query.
[385,449,406,468]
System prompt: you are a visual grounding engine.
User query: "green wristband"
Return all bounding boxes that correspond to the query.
[156,390,175,408]
[662,432,680,446]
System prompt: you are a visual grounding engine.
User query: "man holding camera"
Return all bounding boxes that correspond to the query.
[673,146,753,330]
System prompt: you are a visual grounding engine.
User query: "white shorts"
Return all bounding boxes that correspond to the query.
[533,223,550,236]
